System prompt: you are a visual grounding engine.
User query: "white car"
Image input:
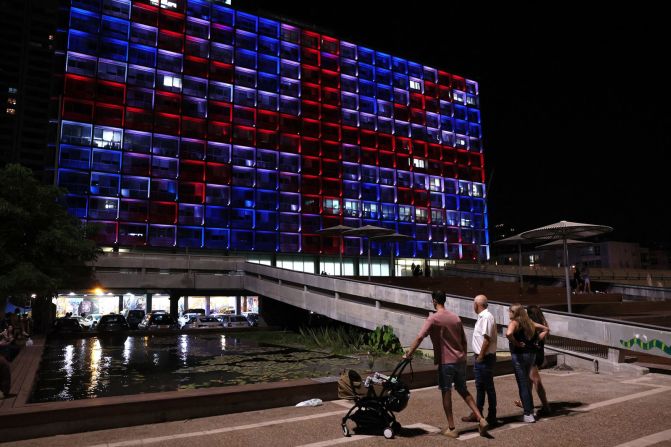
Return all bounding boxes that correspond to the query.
[220,314,251,328]
[182,316,222,329]
[75,316,93,330]
[178,312,202,328]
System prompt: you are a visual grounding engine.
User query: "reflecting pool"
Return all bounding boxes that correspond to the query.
[30,333,383,403]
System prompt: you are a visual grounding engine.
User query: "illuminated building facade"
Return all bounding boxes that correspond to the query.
[54,0,489,270]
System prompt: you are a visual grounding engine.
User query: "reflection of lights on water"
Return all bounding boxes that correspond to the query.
[123,337,133,364]
[180,334,188,364]
[88,339,101,394]
[153,353,160,366]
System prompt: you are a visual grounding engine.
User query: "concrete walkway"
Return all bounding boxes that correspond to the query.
[2,369,670,447]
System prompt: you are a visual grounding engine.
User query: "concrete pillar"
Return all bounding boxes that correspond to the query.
[353,258,360,277]
[608,347,625,363]
[314,258,320,275]
[169,292,180,320]
[146,293,152,313]
[184,296,189,311]
[205,296,211,315]
[234,296,241,315]
[118,295,123,313]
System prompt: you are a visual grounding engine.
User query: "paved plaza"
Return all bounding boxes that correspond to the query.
[3,369,670,447]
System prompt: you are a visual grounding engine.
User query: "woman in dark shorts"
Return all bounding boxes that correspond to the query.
[514,305,551,416]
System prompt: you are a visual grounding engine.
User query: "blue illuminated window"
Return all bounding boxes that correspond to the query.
[101,15,129,40]
[259,36,279,55]
[236,11,257,32]
[358,47,374,64]
[205,206,230,227]
[187,0,211,20]
[70,8,100,34]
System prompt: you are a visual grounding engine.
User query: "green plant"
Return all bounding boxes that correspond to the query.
[367,325,403,354]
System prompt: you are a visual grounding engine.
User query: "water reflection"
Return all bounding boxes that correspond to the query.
[31,333,372,403]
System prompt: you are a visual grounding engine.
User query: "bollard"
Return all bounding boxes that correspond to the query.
[593,359,599,374]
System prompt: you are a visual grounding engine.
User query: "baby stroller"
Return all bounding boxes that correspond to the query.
[337,358,412,439]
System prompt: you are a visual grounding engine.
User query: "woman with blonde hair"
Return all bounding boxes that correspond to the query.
[506,304,549,423]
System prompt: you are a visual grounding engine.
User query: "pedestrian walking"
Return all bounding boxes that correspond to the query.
[404,290,489,438]
[462,294,498,425]
[506,303,549,423]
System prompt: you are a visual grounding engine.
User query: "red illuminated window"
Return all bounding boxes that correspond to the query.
[149,202,177,224]
[301,177,320,195]
[232,125,255,146]
[154,112,179,135]
[207,121,231,142]
[62,99,93,122]
[210,61,234,83]
[155,91,181,114]
[178,181,205,203]
[321,104,340,123]
[159,9,185,33]
[180,161,205,182]
[132,3,158,27]
[125,108,153,132]
[301,137,320,156]
[158,30,184,52]
[301,47,320,66]
[64,74,95,99]
[208,101,232,122]
[341,126,359,145]
[257,129,278,149]
[279,133,299,153]
[322,123,340,142]
[97,80,125,104]
[257,110,278,130]
[205,162,231,184]
[322,140,340,160]
[184,56,208,77]
[302,119,320,138]
[320,35,338,54]
[181,117,205,138]
[302,30,320,49]
[95,104,124,127]
[301,100,320,120]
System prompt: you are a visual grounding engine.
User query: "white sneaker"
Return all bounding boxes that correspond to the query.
[521,414,536,423]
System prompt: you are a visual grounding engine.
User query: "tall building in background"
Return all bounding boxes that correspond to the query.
[53,0,488,273]
[0,0,59,181]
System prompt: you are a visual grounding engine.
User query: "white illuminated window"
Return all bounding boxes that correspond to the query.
[409,79,422,91]
[412,158,425,169]
[163,75,182,89]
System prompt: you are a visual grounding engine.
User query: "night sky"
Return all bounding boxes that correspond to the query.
[239,2,670,247]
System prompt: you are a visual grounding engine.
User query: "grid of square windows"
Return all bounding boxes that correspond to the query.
[56,0,488,259]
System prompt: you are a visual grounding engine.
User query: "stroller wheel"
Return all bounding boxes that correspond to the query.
[342,420,355,437]
[383,427,394,439]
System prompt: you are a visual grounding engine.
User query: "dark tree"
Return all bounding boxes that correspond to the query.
[0,164,99,322]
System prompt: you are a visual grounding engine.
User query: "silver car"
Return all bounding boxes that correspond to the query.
[182,316,222,329]
[220,314,251,328]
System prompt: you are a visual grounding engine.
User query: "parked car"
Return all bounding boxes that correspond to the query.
[75,315,93,330]
[242,312,260,327]
[219,314,251,328]
[138,313,179,330]
[85,313,102,329]
[178,312,203,327]
[122,309,146,330]
[52,317,83,335]
[182,315,222,329]
[96,314,130,333]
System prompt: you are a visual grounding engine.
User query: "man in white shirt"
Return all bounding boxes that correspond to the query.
[462,294,498,425]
